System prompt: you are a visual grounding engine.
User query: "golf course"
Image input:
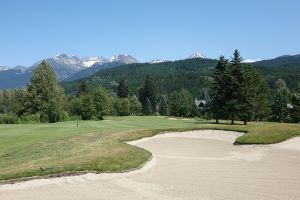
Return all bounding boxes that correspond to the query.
[0,116,299,182]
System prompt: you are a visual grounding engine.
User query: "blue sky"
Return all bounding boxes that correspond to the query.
[0,0,300,67]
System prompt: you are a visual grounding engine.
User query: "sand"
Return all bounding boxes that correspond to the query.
[0,130,300,200]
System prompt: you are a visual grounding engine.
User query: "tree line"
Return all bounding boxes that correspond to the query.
[0,51,299,124]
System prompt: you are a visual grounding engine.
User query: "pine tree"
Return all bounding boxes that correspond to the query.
[210,56,229,123]
[291,92,300,123]
[227,50,243,124]
[252,75,272,121]
[139,74,157,113]
[142,98,152,115]
[272,90,289,122]
[169,91,180,116]
[77,80,89,97]
[117,78,129,98]
[158,96,168,116]
[80,95,95,120]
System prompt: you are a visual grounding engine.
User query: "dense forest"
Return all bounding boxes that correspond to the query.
[62,55,300,98]
[0,50,299,124]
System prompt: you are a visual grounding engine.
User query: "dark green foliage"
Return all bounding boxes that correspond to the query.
[158,96,168,116]
[190,103,200,117]
[210,56,229,123]
[210,50,272,125]
[70,98,83,117]
[139,74,157,113]
[254,65,300,93]
[142,98,152,115]
[291,92,300,123]
[76,80,89,97]
[63,58,217,99]
[62,56,299,101]
[271,90,290,122]
[0,114,19,124]
[80,95,95,120]
[227,50,243,124]
[23,61,67,122]
[252,77,272,121]
[169,91,180,116]
[117,78,129,98]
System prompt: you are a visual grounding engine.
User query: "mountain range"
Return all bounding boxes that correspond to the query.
[0,54,139,89]
[62,54,300,98]
[0,53,300,90]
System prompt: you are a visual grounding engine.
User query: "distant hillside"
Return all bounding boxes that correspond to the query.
[62,58,217,98]
[62,56,300,97]
[254,54,300,91]
[254,54,300,67]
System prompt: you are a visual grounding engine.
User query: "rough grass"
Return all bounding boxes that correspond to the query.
[0,116,299,182]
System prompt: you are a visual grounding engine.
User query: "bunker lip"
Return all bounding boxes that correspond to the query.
[0,130,299,192]
[0,129,242,186]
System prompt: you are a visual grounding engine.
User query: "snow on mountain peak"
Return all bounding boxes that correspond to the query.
[149,59,168,64]
[109,54,138,64]
[53,54,82,65]
[82,57,108,67]
[189,52,206,59]
[243,58,261,63]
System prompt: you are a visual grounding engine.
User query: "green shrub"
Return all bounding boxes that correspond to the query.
[69,115,81,121]
[20,114,41,124]
[0,114,19,124]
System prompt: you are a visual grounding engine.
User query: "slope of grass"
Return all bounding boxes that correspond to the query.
[0,116,299,182]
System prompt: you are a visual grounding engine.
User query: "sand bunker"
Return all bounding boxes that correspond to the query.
[1,130,300,200]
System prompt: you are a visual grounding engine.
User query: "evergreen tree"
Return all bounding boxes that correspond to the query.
[169,91,180,116]
[291,92,300,123]
[191,103,199,117]
[24,61,66,122]
[117,78,129,98]
[237,65,258,125]
[271,90,289,122]
[252,76,272,121]
[93,87,110,119]
[139,74,157,113]
[227,49,243,124]
[210,56,229,123]
[70,98,82,117]
[80,95,95,120]
[142,98,152,115]
[158,96,168,116]
[77,80,89,97]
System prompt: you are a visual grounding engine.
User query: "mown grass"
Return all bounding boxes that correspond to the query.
[0,116,299,182]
